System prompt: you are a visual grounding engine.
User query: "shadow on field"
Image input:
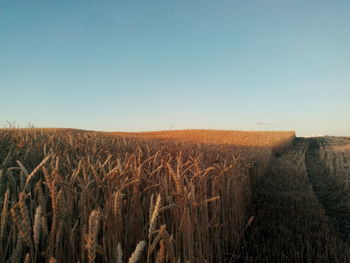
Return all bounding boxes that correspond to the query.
[239,138,350,263]
[305,138,350,243]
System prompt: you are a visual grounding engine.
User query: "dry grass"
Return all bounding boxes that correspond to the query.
[0,128,294,262]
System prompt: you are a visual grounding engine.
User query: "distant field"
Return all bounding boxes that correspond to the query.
[111,130,295,176]
[111,129,294,148]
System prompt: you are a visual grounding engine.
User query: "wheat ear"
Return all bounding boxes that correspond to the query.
[23,253,30,263]
[128,240,146,263]
[117,242,123,263]
[33,206,42,248]
[156,239,166,263]
[87,210,100,263]
[35,181,47,214]
[148,194,161,239]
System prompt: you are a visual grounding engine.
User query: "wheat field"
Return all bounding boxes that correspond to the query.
[0,128,294,263]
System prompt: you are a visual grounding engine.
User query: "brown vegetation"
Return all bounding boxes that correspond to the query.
[0,128,294,262]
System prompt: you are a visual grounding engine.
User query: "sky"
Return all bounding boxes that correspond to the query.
[1,0,349,136]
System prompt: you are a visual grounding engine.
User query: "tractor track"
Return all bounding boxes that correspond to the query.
[305,138,350,242]
[240,137,350,262]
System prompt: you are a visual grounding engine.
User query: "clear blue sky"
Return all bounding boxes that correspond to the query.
[1,0,349,136]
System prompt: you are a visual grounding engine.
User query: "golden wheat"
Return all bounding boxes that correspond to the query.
[86,210,100,263]
[0,128,295,262]
[128,240,146,263]
[33,206,42,249]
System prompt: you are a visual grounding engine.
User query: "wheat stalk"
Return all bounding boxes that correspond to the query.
[16,160,29,177]
[149,224,166,254]
[148,194,161,239]
[149,194,155,222]
[24,154,52,190]
[11,237,23,263]
[0,189,9,240]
